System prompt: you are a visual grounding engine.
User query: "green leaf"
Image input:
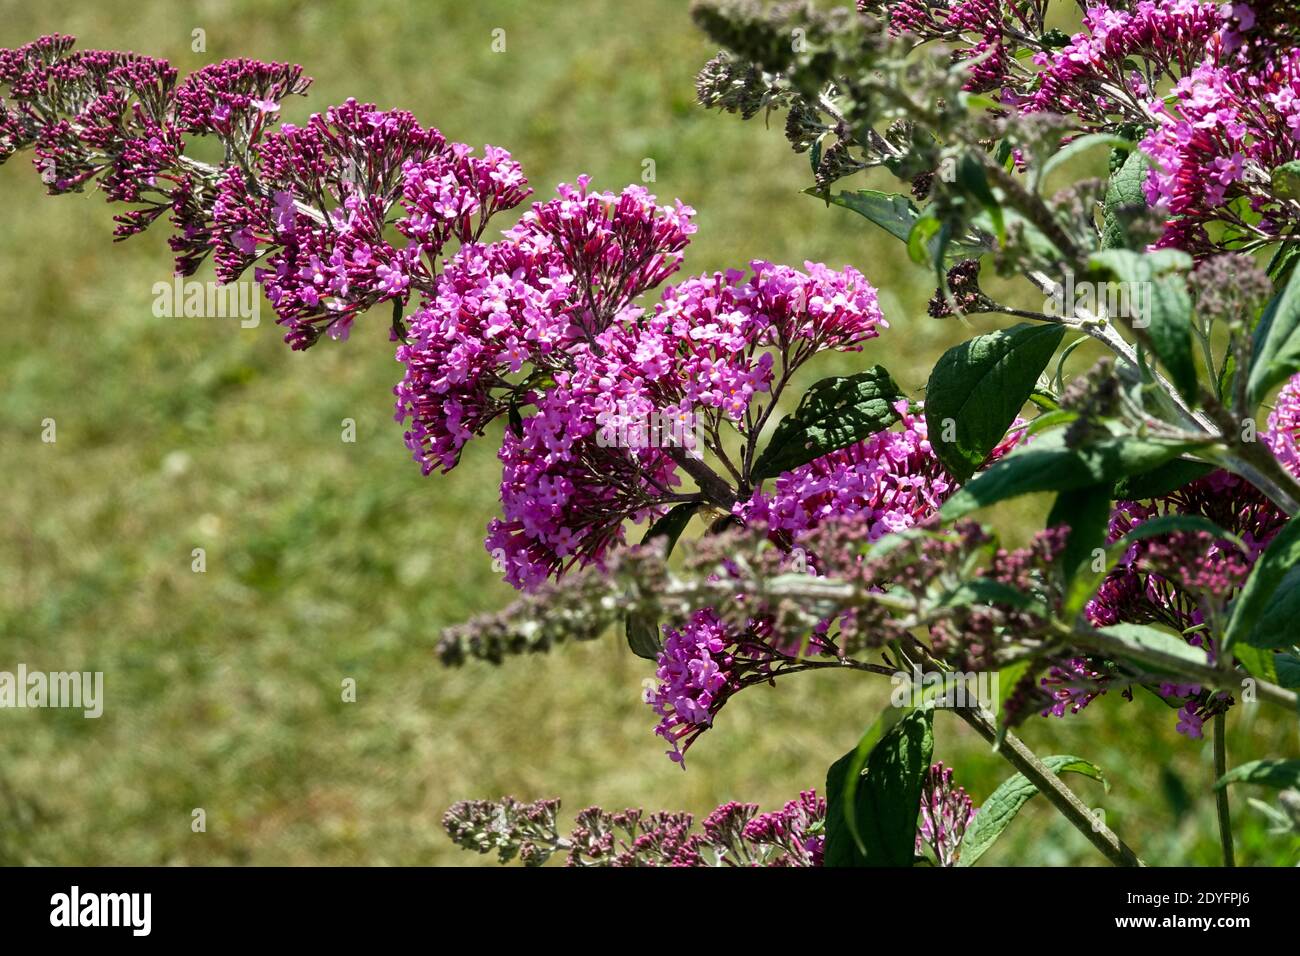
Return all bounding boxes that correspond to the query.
[1271,160,1300,200]
[811,187,986,259]
[1274,653,1300,689]
[957,154,1004,243]
[641,500,699,552]
[994,658,1034,729]
[1114,458,1214,499]
[1267,238,1300,287]
[624,503,700,659]
[907,211,943,265]
[806,188,920,244]
[1024,408,1077,436]
[1040,133,1133,193]
[1233,645,1279,684]
[1216,759,1300,791]
[825,708,934,867]
[1099,622,1209,668]
[1226,515,1300,650]
[752,366,903,481]
[925,323,1066,482]
[1241,561,1300,653]
[958,756,1106,867]
[1049,484,1112,585]
[937,578,1042,613]
[827,705,909,862]
[1089,250,1197,399]
[1248,261,1300,405]
[625,613,663,660]
[1102,148,1150,250]
[940,431,1204,521]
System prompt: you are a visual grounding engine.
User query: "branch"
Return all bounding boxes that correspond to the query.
[663,446,740,509]
[1054,620,1297,710]
[1213,713,1236,867]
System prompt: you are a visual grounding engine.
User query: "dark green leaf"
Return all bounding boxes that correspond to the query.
[807,188,920,244]
[752,367,903,480]
[1049,484,1112,584]
[925,323,1066,482]
[1241,563,1300,652]
[1102,149,1150,250]
[809,187,985,259]
[1216,759,1300,791]
[624,615,663,660]
[1114,459,1214,499]
[940,431,1204,521]
[641,501,699,552]
[1226,515,1300,650]
[825,708,934,867]
[1267,239,1300,287]
[1275,652,1300,689]
[1089,250,1197,400]
[1248,261,1300,405]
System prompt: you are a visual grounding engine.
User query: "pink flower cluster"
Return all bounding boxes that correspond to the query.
[1040,655,1122,719]
[875,2,1298,252]
[445,789,828,866]
[1017,1,1300,250]
[0,35,532,348]
[1266,365,1300,476]
[644,609,741,765]
[171,57,310,139]
[481,258,886,589]
[395,177,695,479]
[642,604,837,766]
[735,401,950,544]
[393,171,887,588]
[639,403,1028,764]
[210,98,530,347]
[1027,1,1223,122]
[884,0,1029,94]
[7,42,181,201]
[1141,47,1300,251]
[733,790,826,866]
[737,404,1021,551]
[917,762,978,867]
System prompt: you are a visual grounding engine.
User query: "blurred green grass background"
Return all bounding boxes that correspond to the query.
[1,0,1295,865]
